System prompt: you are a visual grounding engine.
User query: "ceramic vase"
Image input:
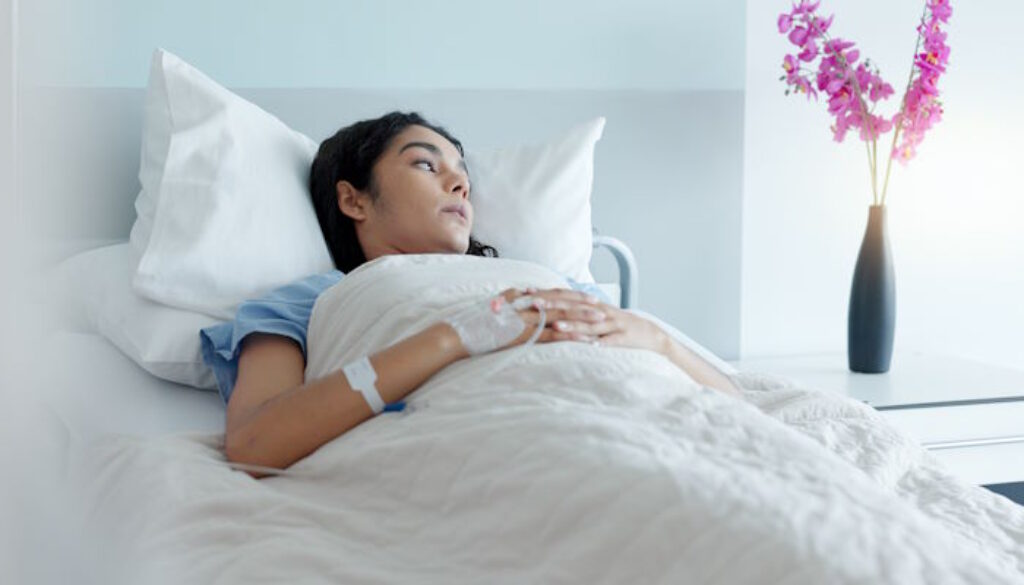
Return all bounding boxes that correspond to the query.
[848,204,896,373]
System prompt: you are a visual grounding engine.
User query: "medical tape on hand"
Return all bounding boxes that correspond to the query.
[444,294,538,356]
[342,356,385,415]
[447,294,548,356]
[480,295,547,375]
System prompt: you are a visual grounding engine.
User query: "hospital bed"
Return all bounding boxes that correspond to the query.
[22,79,653,442]
[38,235,638,442]
[19,77,1024,584]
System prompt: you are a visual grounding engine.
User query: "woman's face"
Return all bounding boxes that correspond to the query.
[342,124,473,261]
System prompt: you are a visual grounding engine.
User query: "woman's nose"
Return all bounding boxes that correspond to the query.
[447,173,469,199]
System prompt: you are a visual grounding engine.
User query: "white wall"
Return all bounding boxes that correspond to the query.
[21,0,746,90]
[743,1,1024,369]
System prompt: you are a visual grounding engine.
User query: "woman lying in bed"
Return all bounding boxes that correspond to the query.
[206,111,739,478]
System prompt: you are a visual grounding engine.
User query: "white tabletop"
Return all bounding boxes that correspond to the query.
[729,351,1024,410]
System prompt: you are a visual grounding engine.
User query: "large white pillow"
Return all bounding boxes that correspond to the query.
[50,242,220,390]
[131,48,602,319]
[131,49,333,320]
[467,117,603,283]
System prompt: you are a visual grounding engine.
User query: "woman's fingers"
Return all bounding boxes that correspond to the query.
[499,287,530,303]
[541,304,607,336]
[517,310,546,328]
[514,298,608,324]
[548,329,598,344]
[551,317,618,337]
[538,328,597,343]
[549,304,621,335]
[517,310,602,344]
[501,287,605,318]
[540,305,606,324]
[514,297,662,351]
[594,332,628,347]
[520,287,602,308]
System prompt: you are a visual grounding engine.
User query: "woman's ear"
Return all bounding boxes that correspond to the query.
[336,180,369,221]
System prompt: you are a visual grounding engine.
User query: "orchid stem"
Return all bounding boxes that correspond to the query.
[880,4,929,207]
[823,29,879,205]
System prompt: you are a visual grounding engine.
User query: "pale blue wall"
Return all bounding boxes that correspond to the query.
[22,0,745,89]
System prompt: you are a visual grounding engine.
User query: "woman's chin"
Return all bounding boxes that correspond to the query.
[429,237,469,255]
[445,231,471,254]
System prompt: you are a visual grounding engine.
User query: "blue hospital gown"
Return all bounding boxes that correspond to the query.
[199,268,611,408]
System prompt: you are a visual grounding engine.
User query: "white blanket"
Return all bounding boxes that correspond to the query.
[66,254,1024,584]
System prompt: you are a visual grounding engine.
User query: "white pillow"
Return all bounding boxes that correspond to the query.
[467,117,603,283]
[51,242,221,390]
[130,48,603,319]
[131,49,334,320]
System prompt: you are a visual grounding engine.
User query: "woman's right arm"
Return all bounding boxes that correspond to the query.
[225,287,605,479]
[225,322,469,479]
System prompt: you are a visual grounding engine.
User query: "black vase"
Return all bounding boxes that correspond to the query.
[847,204,896,373]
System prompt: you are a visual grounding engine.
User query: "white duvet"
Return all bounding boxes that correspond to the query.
[66,254,1024,584]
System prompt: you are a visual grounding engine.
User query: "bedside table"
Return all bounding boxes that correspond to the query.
[728,351,1024,488]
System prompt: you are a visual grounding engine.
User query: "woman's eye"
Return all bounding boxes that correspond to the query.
[414,160,436,172]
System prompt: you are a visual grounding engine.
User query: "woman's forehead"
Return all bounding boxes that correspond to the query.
[390,125,461,160]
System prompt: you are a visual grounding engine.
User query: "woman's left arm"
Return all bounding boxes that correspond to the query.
[658,333,742,397]
[542,297,740,397]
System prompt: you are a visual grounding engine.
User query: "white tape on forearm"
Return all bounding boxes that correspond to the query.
[342,356,385,415]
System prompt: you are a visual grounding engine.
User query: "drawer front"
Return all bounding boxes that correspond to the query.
[879,400,1024,445]
[928,442,1024,486]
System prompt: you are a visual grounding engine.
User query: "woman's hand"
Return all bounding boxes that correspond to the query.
[497,287,742,397]
[499,287,670,353]
[583,307,670,354]
[497,287,611,347]
[442,287,610,358]
[502,287,670,355]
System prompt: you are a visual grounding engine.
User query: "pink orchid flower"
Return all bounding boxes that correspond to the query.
[778,13,794,33]
[778,0,952,203]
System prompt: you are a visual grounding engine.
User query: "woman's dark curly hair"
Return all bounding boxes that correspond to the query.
[309,111,498,273]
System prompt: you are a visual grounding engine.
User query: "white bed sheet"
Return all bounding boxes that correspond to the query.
[4,331,224,585]
[40,330,224,441]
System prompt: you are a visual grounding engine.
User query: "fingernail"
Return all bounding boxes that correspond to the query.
[533,298,546,308]
[555,321,571,331]
[586,295,599,303]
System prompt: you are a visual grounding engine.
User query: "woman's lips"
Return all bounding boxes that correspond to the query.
[441,205,468,222]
